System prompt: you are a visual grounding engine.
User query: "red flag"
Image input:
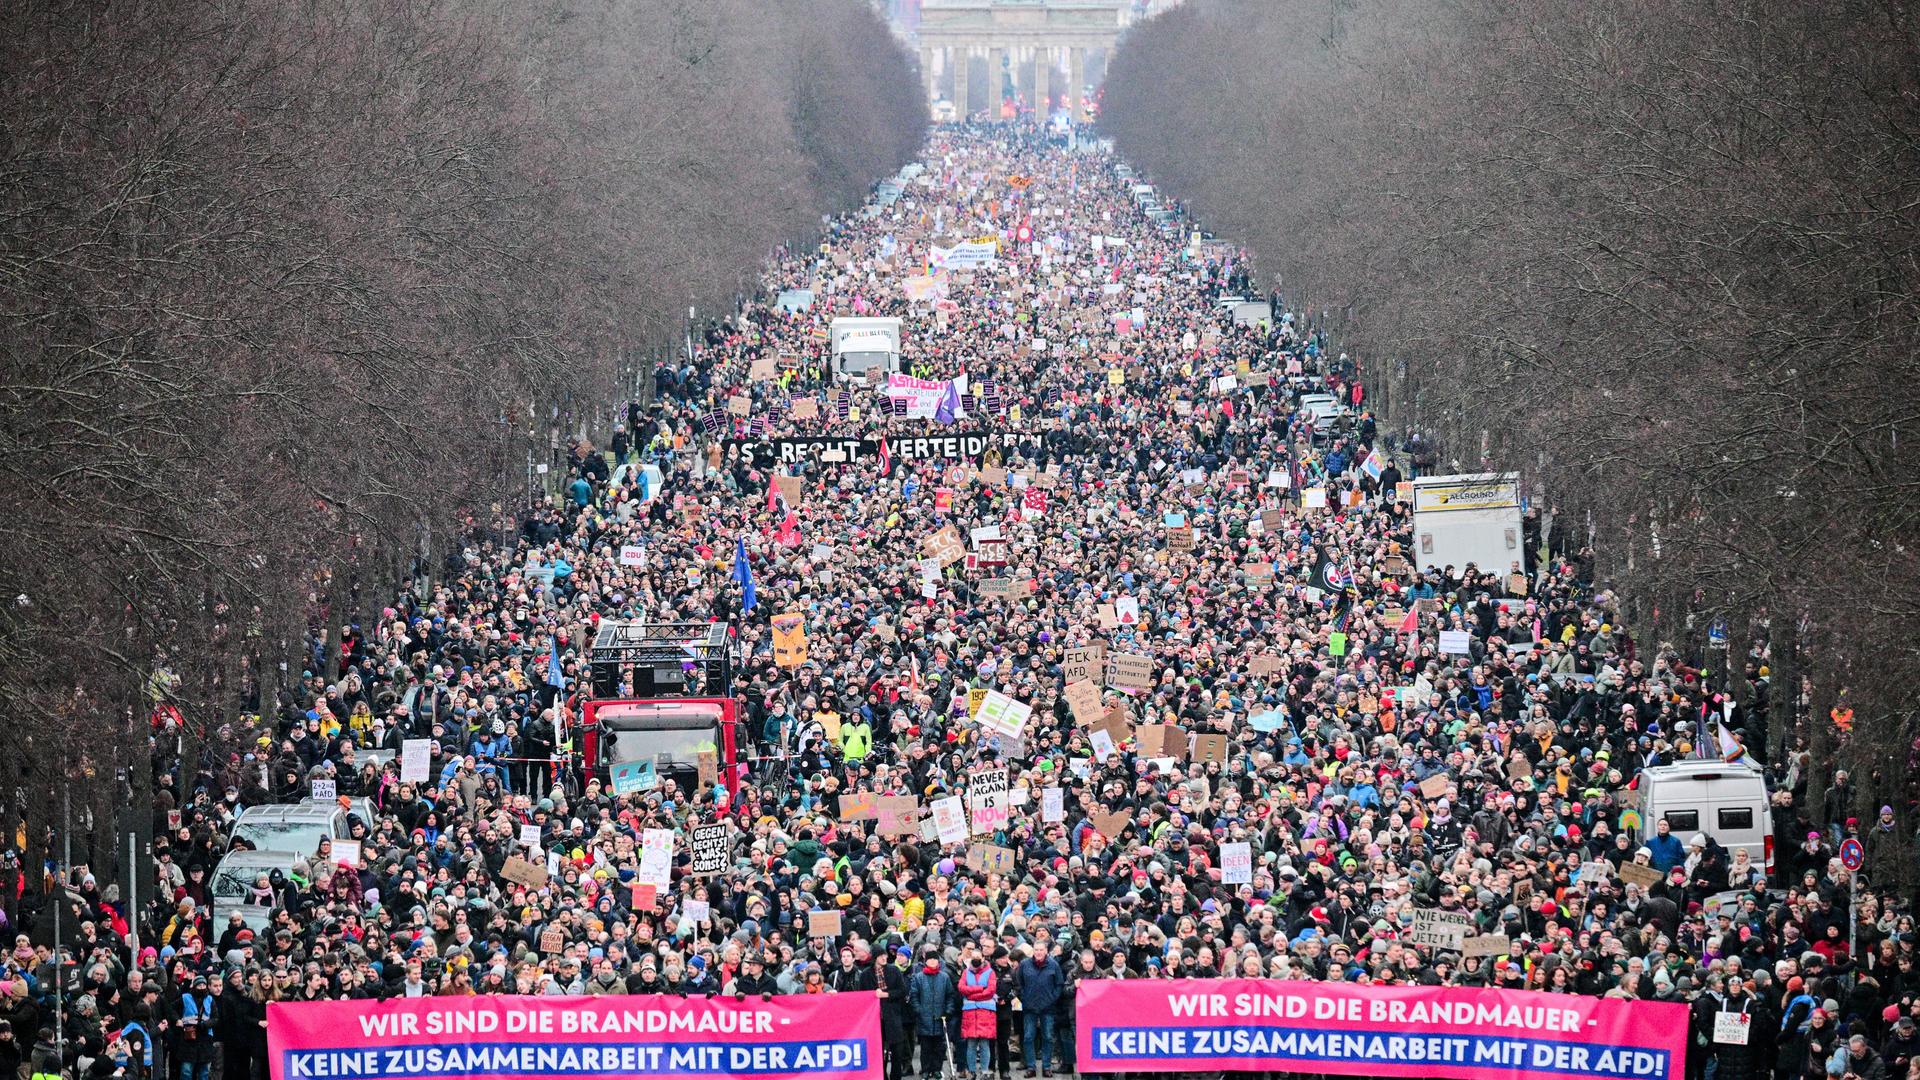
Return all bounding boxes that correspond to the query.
[877,437,893,477]
[1398,607,1418,635]
[767,474,780,513]
[776,511,801,548]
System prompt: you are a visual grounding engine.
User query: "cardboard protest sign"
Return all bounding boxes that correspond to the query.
[540,927,566,954]
[1105,651,1155,692]
[791,397,819,420]
[775,474,804,505]
[1093,705,1132,748]
[839,792,880,821]
[749,356,777,381]
[874,796,921,838]
[808,910,843,938]
[1065,679,1103,727]
[1618,861,1664,890]
[726,395,751,417]
[966,843,1016,875]
[1409,909,1471,952]
[1062,643,1105,683]
[1089,808,1131,840]
[1249,654,1286,675]
[977,577,1020,598]
[1419,773,1452,799]
[980,465,1008,486]
[923,525,967,566]
[1192,734,1228,764]
[1096,604,1119,629]
[696,749,718,786]
[1167,525,1195,551]
[1462,934,1511,959]
[501,856,549,890]
[1260,508,1285,530]
[1137,724,1186,760]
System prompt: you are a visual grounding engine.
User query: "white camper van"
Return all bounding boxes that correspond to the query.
[1637,759,1774,876]
[829,317,902,382]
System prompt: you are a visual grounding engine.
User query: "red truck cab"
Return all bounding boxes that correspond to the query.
[580,697,740,800]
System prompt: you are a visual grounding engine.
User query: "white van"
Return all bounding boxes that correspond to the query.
[1637,759,1773,875]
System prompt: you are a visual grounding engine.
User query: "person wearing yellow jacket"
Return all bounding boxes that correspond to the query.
[841,715,873,762]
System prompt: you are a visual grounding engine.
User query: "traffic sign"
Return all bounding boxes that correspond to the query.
[1840,838,1864,871]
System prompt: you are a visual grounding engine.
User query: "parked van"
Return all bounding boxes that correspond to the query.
[210,849,302,933]
[228,803,350,857]
[1637,759,1773,875]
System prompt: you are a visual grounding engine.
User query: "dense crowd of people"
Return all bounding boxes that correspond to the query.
[3,121,1912,1080]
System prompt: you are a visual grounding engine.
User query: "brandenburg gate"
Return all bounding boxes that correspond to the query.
[914,0,1131,121]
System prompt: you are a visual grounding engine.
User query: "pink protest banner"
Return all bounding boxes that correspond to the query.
[1076,979,1685,1080]
[268,992,880,1080]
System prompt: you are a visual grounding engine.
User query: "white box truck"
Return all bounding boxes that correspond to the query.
[1411,472,1525,576]
[829,316,902,382]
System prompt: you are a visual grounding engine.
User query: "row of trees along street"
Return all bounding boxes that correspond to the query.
[0,0,925,893]
[1099,0,1920,872]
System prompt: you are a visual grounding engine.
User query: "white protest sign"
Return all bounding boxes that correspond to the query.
[637,828,674,887]
[973,690,1032,740]
[931,796,969,845]
[310,779,336,803]
[400,739,432,783]
[1042,787,1065,823]
[1221,842,1253,885]
[968,767,1010,829]
[518,824,541,850]
[618,545,646,567]
[685,899,712,923]
[1089,728,1117,761]
[1438,630,1474,654]
[1713,1013,1750,1045]
[332,840,361,868]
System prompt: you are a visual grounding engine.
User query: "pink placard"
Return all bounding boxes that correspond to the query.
[1075,979,1685,1080]
[269,992,880,1080]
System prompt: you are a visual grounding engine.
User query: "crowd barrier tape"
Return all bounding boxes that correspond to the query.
[1074,978,1687,1080]
[267,992,880,1080]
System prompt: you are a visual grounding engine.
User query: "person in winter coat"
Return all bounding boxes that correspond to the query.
[957,948,997,1078]
[168,974,220,1080]
[878,949,913,1080]
[1014,942,1065,1077]
[908,951,956,1080]
[729,952,779,1001]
